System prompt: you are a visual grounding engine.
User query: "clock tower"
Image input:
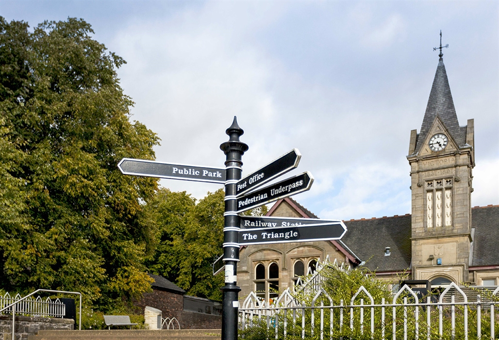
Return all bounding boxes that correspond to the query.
[407,43,475,284]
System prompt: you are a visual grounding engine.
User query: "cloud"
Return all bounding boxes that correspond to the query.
[362,14,406,49]
[472,158,499,207]
[98,0,498,218]
[347,4,407,50]
[311,161,409,220]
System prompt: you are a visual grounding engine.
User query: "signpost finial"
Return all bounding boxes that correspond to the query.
[226,116,244,139]
[221,117,248,156]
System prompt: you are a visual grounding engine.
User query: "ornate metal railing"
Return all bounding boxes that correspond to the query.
[0,292,65,317]
[0,289,82,340]
[240,259,499,339]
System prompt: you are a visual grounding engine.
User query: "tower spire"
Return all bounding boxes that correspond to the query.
[413,35,463,154]
[433,30,449,59]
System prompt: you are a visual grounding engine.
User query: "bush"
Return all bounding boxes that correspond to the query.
[239,263,499,339]
[81,307,106,330]
[80,306,145,330]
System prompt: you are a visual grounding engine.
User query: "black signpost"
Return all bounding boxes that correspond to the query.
[219,118,247,340]
[118,117,347,340]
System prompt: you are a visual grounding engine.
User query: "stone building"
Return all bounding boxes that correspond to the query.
[237,53,499,302]
[135,274,222,329]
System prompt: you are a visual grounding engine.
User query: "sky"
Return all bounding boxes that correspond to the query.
[2,0,498,220]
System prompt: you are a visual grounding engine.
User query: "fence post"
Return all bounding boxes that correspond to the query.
[451,295,455,340]
[490,302,494,340]
[477,295,481,340]
[427,296,431,340]
[381,298,385,340]
[340,299,344,336]
[12,302,15,340]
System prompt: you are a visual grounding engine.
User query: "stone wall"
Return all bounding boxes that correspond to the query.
[134,289,184,321]
[0,315,73,340]
[180,311,221,329]
[134,289,221,329]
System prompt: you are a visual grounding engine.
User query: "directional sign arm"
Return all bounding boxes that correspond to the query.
[236,171,313,213]
[118,158,226,184]
[212,255,224,276]
[238,221,347,246]
[236,149,301,196]
[239,216,340,229]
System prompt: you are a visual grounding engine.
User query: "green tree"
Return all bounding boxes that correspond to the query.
[146,188,269,301]
[0,17,158,305]
[146,189,225,301]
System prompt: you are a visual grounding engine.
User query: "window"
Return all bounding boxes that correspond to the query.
[482,279,496,286]
[254,262,279,302]
[268,263,279,300]
[308,259,317,274]
[426,179,453,228]
[430,277,452,287]
[291,257,320,284]
[294,260,304,277]
[256,263,265,279]
[255,263,266,299]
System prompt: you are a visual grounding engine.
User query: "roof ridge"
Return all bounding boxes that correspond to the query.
[342,205,498,222]
[344,213,411,222]
[267,197,319,218]
[472,204,499,209]
[285,197,319,218]
[148,273,185,293]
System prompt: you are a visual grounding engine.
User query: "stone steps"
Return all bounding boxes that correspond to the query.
[28,329,221,340]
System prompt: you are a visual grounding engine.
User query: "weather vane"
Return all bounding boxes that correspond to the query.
[433,30,449,59]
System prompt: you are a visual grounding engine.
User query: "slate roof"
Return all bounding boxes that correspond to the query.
[414,58,466,154]
[337,205,499,272]
[342,215,412,272]
[471,205,499,266]
[267,198,362,264]
[267,198,499,271]
[148,274,185,294]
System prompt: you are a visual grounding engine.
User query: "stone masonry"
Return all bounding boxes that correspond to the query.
[0,315,73,340]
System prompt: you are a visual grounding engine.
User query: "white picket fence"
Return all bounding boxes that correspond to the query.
[0,292,65,317]
[239,260,499,339]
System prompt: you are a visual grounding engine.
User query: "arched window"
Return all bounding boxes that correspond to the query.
[308,259,317,274]
[254,262,279,301]
[430,277,452,287]
[256,263,265,280]
[269,263,279,279]
[294,260,304,277]
[255,264,266,299]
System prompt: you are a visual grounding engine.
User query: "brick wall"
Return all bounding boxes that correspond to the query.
[180,311,221,329]
[134,289,183,320]
[134,289,222,329]
[0,315,74,340]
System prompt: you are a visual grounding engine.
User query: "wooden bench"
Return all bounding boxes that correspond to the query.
[103,315,138,330]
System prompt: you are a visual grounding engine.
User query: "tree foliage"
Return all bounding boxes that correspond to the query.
[145,188,269,301]
[145,188,225,301]
[0,17,158,305]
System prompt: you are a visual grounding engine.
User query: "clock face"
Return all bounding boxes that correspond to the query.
[429,133,448,151]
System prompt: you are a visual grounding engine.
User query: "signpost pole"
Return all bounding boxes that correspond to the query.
[220,117,248,340]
